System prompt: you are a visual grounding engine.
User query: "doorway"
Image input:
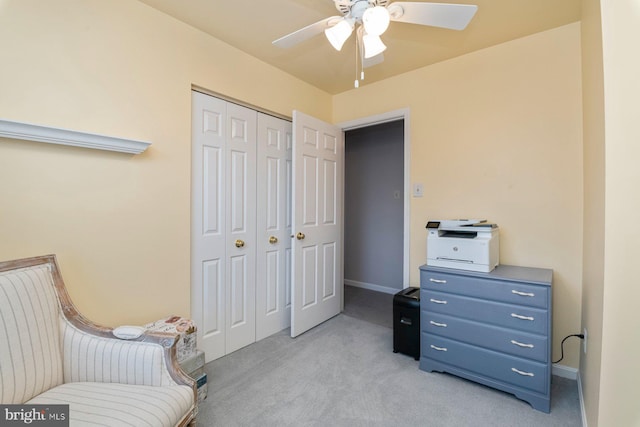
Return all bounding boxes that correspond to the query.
[340,109,410,291]
[340,110,410,327]
[344,120,404,293]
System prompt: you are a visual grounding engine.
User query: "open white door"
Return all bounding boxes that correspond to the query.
[291,111,343,337]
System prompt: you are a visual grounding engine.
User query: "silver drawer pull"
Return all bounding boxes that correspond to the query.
[511,367,535,377]
[429,278,447,284]
[430,344,448,352]
[429,320,448,328]
[511,340,534,348]
[511,313,534,321]
[512,290,535,297]
[429,298,448,305]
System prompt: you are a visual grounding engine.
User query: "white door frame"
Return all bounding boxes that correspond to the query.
[338,108,411,291]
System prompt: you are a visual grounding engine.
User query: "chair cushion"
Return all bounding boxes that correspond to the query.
[0,264,63,403]
[27,382,194,426]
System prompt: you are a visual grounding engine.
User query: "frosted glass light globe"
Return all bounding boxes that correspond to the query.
[363,34,387,58]
[362,6,390,36]
[325,19,354,51]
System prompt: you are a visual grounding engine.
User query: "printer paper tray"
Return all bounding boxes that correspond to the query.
[427,257,494,273]
[436,257,474,264]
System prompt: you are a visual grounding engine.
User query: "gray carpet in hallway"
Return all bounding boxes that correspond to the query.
[343,285,394,329]
[197,311,582,426]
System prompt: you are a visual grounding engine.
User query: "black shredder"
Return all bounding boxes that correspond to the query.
[393,287,421,360]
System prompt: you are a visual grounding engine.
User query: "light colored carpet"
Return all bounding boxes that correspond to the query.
[343,285,394,329]
[197,312,582,426]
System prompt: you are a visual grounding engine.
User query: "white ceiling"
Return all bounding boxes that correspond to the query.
[137,0,582,94]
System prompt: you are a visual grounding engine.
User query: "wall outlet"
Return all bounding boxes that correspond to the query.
[583,328,588,354]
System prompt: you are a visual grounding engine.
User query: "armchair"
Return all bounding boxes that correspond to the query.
[0,255,197,426]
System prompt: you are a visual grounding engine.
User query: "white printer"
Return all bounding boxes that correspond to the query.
[426,219,499,273]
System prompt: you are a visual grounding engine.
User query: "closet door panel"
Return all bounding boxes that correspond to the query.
[256,113,292,340]
[192,92,227,361]
[225,103,257,355]
[229,150,248,232]
[263,155,280,317]
[266,157,280,230]
[265,250,280,314]
[202,259,223,347]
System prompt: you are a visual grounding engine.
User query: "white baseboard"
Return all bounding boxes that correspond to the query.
[344,280,401,295]
[552,363,578,380]
[577,370,587,427]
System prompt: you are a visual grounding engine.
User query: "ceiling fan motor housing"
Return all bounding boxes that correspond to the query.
[334,0,390,18]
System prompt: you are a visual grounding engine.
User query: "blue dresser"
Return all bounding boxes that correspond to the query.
[419,264,553,412]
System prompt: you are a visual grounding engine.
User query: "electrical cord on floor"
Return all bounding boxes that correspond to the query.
[553,334,584,364]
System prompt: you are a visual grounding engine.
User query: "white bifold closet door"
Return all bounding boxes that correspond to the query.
[192,92,342,362]
[192,92,257,361]
[255,114,293,341]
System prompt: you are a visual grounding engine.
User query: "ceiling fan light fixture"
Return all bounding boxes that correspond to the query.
[362,6,390,36]
[273,1,480,89]
[325,18,354,51]
[363,33,387,59]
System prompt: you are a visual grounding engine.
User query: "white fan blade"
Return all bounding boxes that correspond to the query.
[273,16,344,48]
[388,2,478,31]
[363,53,384,68]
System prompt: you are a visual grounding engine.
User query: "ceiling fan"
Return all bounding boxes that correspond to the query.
[273,0,478,88]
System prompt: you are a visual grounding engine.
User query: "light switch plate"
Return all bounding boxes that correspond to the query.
[413,183,424,197]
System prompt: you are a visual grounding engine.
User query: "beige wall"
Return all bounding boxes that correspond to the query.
[0,0,331,326]
[10,0,640,426]
[4,0,637,421]
[580,0,605,425]
[334,23,584,368]
[0,1,587,372]
[599,0,640,425]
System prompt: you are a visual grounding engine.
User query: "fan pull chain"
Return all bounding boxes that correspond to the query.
[354,31,359,88]
[360,32,365,82]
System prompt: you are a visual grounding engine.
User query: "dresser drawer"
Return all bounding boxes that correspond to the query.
[421,270,548,309]
[422,289,548,335]
[422,312,548,362]
[422,333,549,394]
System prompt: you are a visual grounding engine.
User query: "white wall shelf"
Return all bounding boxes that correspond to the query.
[0,119,151,154]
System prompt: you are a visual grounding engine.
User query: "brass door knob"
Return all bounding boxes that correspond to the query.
[269,236,278,244]
[235,239,245,248]
[296,232,305,240]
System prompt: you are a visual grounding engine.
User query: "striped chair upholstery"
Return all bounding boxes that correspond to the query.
[0,264,63,404]
[28,383,194,426]
[60,319,176,386]
[0,255,197,426]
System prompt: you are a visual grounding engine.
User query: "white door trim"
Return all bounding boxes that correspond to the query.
[338,108,411,289]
